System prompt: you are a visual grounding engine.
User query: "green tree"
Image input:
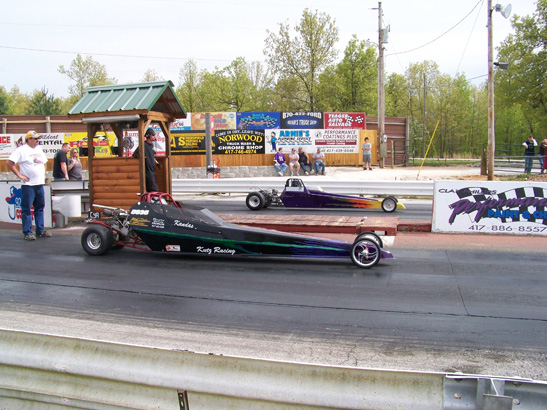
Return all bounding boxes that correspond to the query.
[58,54,117,98]
[385,73,407,117]
[0,86,9,114]
[496,0,547,138]
[7,86,30,115]
[176,60,206,112]
[26,87,63,115]
[264,9,339,111]
[212,58,256,111]
[321,35,378,113]
[269,75,308,111]
[141,69,163,82]
[214,58,274,111]
[246,60,275,111]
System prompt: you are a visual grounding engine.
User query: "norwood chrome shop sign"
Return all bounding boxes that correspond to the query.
[433,181,547,235]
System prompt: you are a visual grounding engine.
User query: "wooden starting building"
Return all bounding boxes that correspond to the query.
[68,81,187,209]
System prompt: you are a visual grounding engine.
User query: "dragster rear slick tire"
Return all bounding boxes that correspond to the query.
[81,225,114,256]
[355,231,383,249]
[246,191,266,211]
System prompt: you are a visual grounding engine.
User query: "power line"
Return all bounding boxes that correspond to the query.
[386,0,483,57]
[0,44,247,63]
[455,0,486,76]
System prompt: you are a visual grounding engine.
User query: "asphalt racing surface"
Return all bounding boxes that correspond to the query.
[0,224,546,380]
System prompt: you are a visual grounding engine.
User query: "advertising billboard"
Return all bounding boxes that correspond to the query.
[433,181,547,235]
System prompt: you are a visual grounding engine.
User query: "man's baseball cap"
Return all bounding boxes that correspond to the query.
[145,128,156,138]
[25,130,42,140]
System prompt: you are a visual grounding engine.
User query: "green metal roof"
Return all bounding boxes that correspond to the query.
[68,80,186,118]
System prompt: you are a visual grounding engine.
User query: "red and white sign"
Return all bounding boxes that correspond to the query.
[324,112,366,129]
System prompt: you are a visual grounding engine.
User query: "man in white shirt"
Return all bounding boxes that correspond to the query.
[313,147,326,175]
[6,130,52,240]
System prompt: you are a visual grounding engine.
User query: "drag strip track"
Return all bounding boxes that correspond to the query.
[0,228,545,378]
[176,196,433,219]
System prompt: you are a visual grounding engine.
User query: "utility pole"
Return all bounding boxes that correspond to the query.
[377,2,386,168]
[487,0,495,180]
[422,73,426,158]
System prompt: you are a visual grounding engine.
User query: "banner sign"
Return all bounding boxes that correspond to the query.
[237,112,281,130]
[170,116,192,131]
[313,129,359,153]
[274,129,313,148]
[1,182,52,228]
[2,133,115,159]
[433,181,547,235]
[64,132,116,157]
[191,112,237,131]
[214,130,265,154]
[324,112,366,129]
[36,133,65,158]
[0,134,15,159]
[118,129,166,157]
[281,112,323,129]
[170,130,208,155]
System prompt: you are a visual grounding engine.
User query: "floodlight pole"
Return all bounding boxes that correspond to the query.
[378,1,386,168]
[487,0,495,180]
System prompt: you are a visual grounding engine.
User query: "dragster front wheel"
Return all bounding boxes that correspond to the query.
[381,196,398,213]
[350,238,381,269]
[246,192,266,211]
[81,225,114,256]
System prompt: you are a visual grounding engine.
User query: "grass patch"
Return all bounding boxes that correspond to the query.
[410,159,479,167]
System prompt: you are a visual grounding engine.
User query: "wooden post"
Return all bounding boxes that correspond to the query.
[391,140,395,168]
[137,119,146,195]
[86,123,100,206]
[205,113,212,175]
[108,123,124,158]
[159,121,172,195]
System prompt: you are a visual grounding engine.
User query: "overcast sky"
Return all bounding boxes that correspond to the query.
[0,0,537,100]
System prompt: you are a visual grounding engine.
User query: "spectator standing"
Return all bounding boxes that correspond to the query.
[523,135,538,173]
[68,147,82,180]
[539,139,547,174]
[313,147,326,175]
[288,148,300,176]
[298,147,312,175]
[53,142,71,180]
[273,147,288,176]
[362,137,372,170]
[132,128,160,192]
[6,130,52,240]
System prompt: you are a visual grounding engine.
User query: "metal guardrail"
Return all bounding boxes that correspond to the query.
[1,329,545,409]
[494,158,544,174]
[49,179,435,202]
[171,178,435,197]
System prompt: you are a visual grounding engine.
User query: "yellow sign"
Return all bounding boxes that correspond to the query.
[63,132,116,157]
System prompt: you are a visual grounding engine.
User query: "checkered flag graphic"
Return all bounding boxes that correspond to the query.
[455,186,547,225]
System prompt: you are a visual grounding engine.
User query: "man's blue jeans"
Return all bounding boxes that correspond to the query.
[299,161,312,174]
[21,185,45,235]
[274,163,288,173]
[524,156,534,173]
[314,161,325,174]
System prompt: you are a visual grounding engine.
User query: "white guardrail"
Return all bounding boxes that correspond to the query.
[1,329,545,410]
[50,179,434,197]
[171,179,435,197]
